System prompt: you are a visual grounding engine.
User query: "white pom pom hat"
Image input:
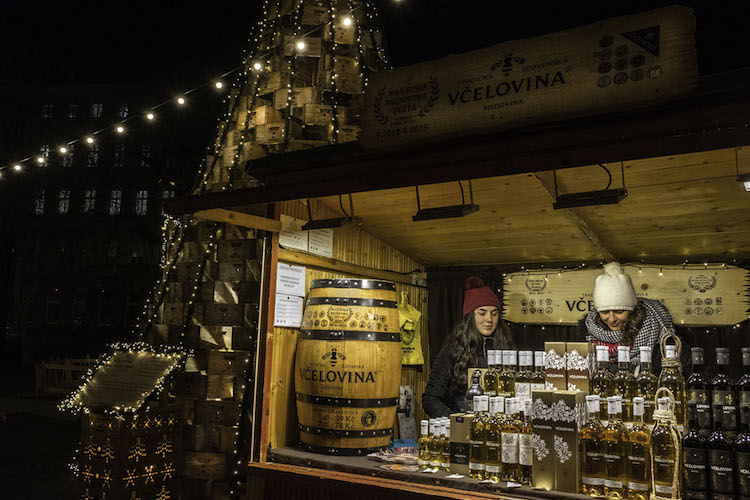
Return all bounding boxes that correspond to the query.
[593,262,638,312]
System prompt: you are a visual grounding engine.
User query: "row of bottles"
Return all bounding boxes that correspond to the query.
[466,350,545,410]
[687,346,750,439]
[580,394,682,499]
[683,401,750,499]
[590,344,684,430]
[418,417,451,470]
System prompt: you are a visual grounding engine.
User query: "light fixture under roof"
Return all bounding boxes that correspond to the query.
[412,181,479,222]
[738,172,750,192]
[552,163,628,209]
[302,194,360,231]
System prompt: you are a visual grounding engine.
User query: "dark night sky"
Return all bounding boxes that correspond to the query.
[2,1,749,88]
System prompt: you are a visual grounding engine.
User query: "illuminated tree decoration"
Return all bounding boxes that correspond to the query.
[128,438,147,463]
[124,469,139,489]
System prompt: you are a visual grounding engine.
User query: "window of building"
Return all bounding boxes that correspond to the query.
[161,190,175,215]
[83,189,96,213]
[61,144,74,167]
[109,190,122,215]
[114,143,126,168]
[90,103,103,118]
[87,144,100,168]
[119,105,129,118]
[41,104,54,118]
[33,189,45,215]
[135,190,148,215]
[58,190,70,214]
[67,104,79,119]
[140,145,152,168]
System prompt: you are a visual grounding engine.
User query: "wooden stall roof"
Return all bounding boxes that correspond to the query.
[165,70,750,266]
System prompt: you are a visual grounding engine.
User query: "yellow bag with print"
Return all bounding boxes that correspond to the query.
[397,291,424,365]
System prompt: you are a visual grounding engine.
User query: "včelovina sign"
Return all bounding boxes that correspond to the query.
[360,6,697,148]
[502,264,750,327]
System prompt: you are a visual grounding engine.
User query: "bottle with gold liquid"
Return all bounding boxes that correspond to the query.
[627,397,651,500]
[485,397,502,482]
[484,350,499,398]
[651,396,682,499]
[658,344,686,433]
[581,395,605,496]
[429,419,441,470]
[498,350,517,397]
[531,351,546,392]
[515,351,533,400]
[592,345,615,421]
[519,398,534,486]
[469,396,488,480]
[635,346,658,425]
[418,419,430,468]
[501,397,522,483]
[614,346,635,425]
[440,420,451,472]
[602,396,628,499]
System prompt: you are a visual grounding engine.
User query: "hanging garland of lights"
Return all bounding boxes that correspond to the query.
[281,0,305,153]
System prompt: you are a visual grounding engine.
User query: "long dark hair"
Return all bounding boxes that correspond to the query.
[446,314,513,395]
[593,302,646,346]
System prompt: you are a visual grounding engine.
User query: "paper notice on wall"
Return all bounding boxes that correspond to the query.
[279,214,308,252]
[274,294,304,328]
[308,228,334,258]
[276,262,306,297]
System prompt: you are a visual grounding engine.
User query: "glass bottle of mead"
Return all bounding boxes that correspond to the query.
[499,350,517,397]
[465,369,484,412]
[531,351,546,392]
[602,396,628,499]
[592,345,615,421]
[418,419,430,468]
[687,347,712,437]
[515,351,533,400]
[469,396,488,480]
[429,419,442,470]
[614,345,635,424]
[707,405,735,499]
[440,420,451,472]
[581,395,605,497]
[485,397,502,482]
[484,350,499,398]
[501,397,522,483]
[651,396,682,500]
[711,347,738,439]
[635,346,658,425]
[657,343,686,433]
[626,397,651,500]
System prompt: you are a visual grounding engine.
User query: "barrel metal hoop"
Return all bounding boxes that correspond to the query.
[296,393,398,408]
[300,329,400,342]
[299,443,389,456]
[305,297,397,308]
[310,279,396,292]
[298,425,393,438]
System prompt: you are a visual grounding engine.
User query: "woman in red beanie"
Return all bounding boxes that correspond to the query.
[422,276,511,417]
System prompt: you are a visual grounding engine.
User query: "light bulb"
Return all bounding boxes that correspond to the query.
[13,164,21,171]
[36,156,45,164]
[59,146,68,154]
[146,112,155,120]
[342,17,352,26]
[296,40,306,50]
[116,125,125,133]
[253,62,262,71]
[214,81,224,89]
[177,97,185,105]
[86,136,94,144]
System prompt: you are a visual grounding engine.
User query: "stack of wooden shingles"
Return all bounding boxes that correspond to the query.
[156,222,261,500]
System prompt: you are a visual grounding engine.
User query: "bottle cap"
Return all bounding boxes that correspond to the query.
[421,420,429,434]
[657,397,670,411]
[633,397,645,416]
[716,347,730,365]
[691,347,704,366]
[617,345,630,362]
[743,347,750,367]
[535,351,545,368]
[596,345,608,362]
[665,344,676,359]
[507,350,518,365]
[586,395,600,413]
[523,398,533,418]
[607,396,622,414]
[520,351,533,366]
[639,346,651,363]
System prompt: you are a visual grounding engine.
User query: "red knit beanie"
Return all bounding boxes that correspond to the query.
[463,276,502,316]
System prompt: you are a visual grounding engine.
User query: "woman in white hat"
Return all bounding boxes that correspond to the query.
[579,262,690,375]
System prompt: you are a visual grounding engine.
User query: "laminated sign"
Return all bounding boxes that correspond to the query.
[360,6,696,148]
[503,264,750,327]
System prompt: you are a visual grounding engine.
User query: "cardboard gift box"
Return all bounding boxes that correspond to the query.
[531,389,556,490]
[566,342,592,393]
[544,342,567,391]
[449,413,472,475]
[553,390,587,493]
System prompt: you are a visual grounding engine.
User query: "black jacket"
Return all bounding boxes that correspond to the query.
[422,334,495,418]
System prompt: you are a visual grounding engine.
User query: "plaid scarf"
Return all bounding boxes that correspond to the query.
[584,298,674,365]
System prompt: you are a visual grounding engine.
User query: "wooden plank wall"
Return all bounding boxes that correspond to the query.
[267,199,429,450]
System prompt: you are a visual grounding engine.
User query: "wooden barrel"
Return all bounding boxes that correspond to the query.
[295,278,402,456]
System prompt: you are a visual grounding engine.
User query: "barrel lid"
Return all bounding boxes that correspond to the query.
[310,278,396,292]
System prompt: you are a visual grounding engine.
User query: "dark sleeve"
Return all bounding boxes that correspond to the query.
[422,343,456,418]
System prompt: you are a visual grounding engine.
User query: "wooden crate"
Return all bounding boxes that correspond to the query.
[301,2,327,25]
[323,23,356,45]
[255,123,285,145]
[293,103,332,126]
[195,400,241,426]
[178,261,218,283]
[217,239,257,261]
[184,451,227,480]
[257,71,289,95]
[204,304,244,326]
[273,87,317,110]
[282,35,323,58]
[240,142,267,163]
[207,350,250,377]
[335,124,361,143]
[213,281,258,305]
[184,424,237,452]
[164,302,184,326]
[248,105,282,127]
[173,372,208,399]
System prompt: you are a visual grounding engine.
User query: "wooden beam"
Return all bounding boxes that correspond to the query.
[194,209,282,233]
[533,171,617,262]
[278,247,423,287]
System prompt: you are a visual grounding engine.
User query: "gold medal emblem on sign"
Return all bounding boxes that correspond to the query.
[326,305,354,327]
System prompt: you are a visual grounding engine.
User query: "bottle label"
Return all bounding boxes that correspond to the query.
[736,451,750,496]
[430,460,440,467]
[583,476,604,486]
[469,462,485,471]
[654,484,674,495]
[531,383,545,392]
[628,481,649,491]
[501,432,519,464]
[519,434,533,466]
[418,459,429,467]
[604,479,623,488]
[441,461,450,469]
[708,449,735,494]
[683,447,708,491]
[627,446,649,483]
[515,382,531,399]
[688,389,712,429]
[486,465,500,473]
[712,390,738,432]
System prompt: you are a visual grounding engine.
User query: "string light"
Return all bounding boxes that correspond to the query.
[85,136,94,144]
[146,112,155,121]
[59,146,68,154]
[115,125,125,134]
[36,156,45,164]
[342,16,353,26]
[252,62,263,71]
[177,97,186,105]
[13,164,21,171]
[296,40,306,50]
[214,81,224,89]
